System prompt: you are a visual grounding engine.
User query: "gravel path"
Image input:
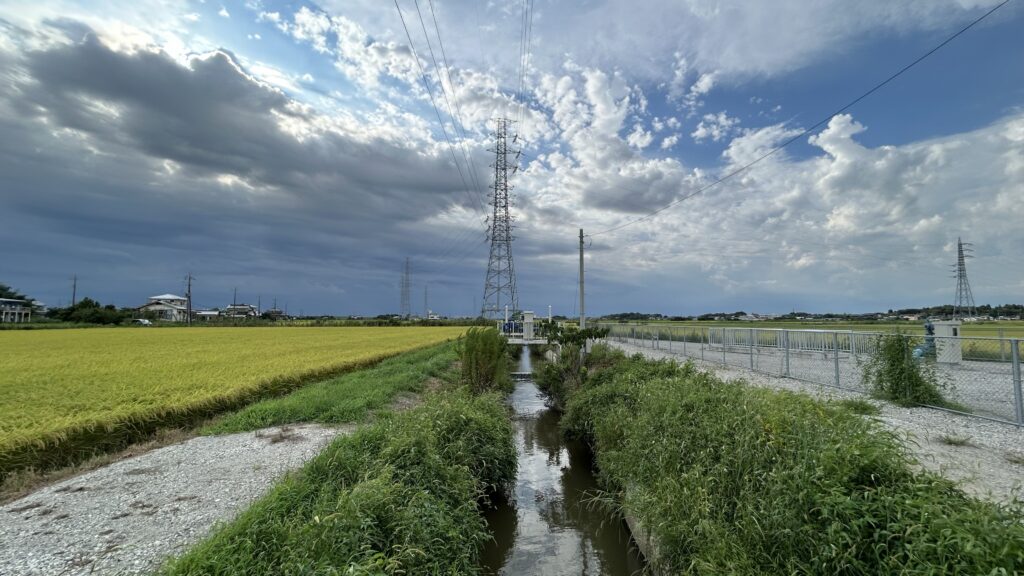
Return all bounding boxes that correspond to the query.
[607,340,1024,505]
[0,423,351,576]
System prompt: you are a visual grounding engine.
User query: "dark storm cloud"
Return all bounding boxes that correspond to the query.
[0,22,492,313]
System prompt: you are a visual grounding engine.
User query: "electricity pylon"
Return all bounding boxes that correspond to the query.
[481,118,519,320]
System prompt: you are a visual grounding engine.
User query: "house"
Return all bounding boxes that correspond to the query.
[136,293,189,322]
[0,298,31,323]
[263,307,286,320]
[222,303,259,319]
[194,310,220,321]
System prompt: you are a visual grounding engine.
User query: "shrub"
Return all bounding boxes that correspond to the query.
[459,327,512,393]
[861,332,949,407]
[535,342,628,408]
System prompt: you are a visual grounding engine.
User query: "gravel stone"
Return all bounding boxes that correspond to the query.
[607,340,1024,505]
[0,424,350,576]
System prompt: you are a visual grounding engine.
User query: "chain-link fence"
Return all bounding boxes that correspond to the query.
[598,323,1024,427]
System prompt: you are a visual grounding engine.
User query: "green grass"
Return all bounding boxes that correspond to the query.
[831,398,881,416]
[161,392,516,576]
[204,342,458,434]
[561,345,1024,574]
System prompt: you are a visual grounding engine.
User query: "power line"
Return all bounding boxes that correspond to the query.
[589,0,1012,237]
[393,0,483,216]
[414,0,488,210]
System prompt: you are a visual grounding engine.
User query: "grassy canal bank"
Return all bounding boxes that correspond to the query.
[161,328,517,575]
[543,344,1024,574]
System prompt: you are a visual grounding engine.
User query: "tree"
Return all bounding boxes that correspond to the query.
[0,283,31,301]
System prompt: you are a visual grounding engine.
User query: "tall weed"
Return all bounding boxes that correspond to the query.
[563,354,1024,574]
[861,332,949,407]
[459,327,512,393]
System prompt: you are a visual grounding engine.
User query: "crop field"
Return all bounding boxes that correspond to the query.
[630,320,1024,338]
[0,326,465,478]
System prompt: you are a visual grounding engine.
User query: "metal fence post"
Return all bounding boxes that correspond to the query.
[832,331,841,388]
[1000,329,1006,362]
[784,330,790,377]
[668,327,672,352]
[700,327,705,361]
[749,328,754,369]
[1012,339,1023,427]
[682,327,687,357]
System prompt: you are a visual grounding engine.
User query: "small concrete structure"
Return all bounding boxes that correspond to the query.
[522,311,535,341]
[933,320,963,364]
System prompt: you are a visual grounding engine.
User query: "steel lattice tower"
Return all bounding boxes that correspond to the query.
[951,237,976,320]
[400,257,411,318]
[481,118,519,319]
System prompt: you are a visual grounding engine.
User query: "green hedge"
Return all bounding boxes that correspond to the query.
[562,348,1024,574]
[162,392,516,575]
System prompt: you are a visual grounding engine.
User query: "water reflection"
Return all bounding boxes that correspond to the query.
[481,349,644,575]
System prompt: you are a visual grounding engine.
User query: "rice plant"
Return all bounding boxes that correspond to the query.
[0,326,465,480]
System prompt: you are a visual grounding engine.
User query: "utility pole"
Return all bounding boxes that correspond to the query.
[233,287,237,307]
[579,229,585,331]
[71,274,77,307]
[257,295,261,316]
[186,273,193,326]
[424,284,428,318]
[400,258,411,318]
[579,228,586,360]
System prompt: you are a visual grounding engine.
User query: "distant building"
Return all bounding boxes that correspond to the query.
[0,298,31,323]
[263,308,286,320]
[223,303,259,319]
[136,293,189,322]
[194,310,220,321]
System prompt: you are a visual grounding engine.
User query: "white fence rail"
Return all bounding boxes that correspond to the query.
[598,323,1024,427]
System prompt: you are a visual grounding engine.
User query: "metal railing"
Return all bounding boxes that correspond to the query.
[598,323,1024,427]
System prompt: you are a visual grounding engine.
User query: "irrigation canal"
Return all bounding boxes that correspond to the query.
[481,347,644,575]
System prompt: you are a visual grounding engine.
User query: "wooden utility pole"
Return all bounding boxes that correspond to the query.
[186,273,193,326]
[579,229,585,331]
[71,274,77,307]
[579,228,586,361]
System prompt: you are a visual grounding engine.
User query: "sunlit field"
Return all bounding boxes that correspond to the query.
[0,327,465,477]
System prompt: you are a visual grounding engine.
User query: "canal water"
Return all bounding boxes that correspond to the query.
[481,347,644,575]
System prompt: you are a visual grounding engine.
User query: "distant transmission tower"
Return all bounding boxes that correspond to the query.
[951,237,976,320]
[400,257,411,318]
[481,118,519,319]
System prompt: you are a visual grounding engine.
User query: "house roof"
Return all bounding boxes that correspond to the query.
[138,301,186,311]
[149,294,186,301]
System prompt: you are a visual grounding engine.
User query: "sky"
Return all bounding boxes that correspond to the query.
[0,0,1022,317]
